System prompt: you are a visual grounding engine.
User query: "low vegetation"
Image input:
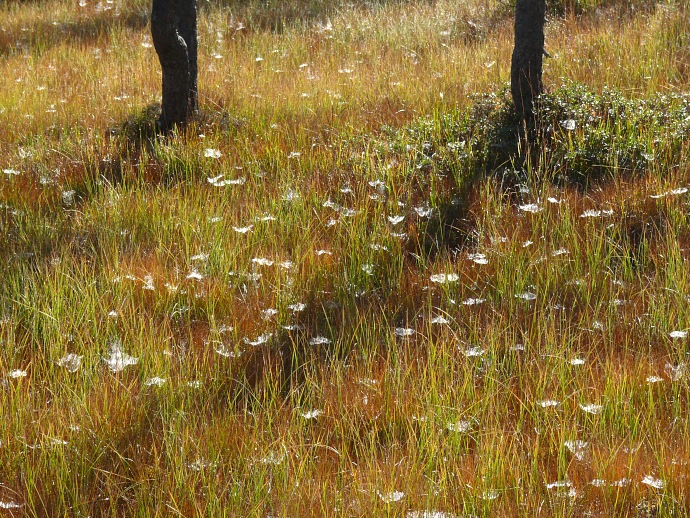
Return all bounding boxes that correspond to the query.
[1,0,690,515]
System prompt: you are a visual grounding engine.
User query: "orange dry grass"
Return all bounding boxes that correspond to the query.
[2,0,690,515]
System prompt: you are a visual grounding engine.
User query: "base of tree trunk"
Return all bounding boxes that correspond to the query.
[151,0,198,133]
[510,0,545,130]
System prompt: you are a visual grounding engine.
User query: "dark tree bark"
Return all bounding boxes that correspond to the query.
[511,0,546,127]
[151,0,198,131]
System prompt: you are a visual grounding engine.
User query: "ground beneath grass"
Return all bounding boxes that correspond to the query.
[1,0,690,515]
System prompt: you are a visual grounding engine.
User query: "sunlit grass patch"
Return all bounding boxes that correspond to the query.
[3,0,690,515]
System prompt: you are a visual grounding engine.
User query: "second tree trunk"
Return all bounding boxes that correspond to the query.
[511,0,546,126]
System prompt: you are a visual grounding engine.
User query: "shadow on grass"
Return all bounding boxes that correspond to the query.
[371,81,690,280]
[112,102,160,144]
[2,0,495,58]
[379,90,527,261]
[0,8,150,57]
[106,102,249,187]
[210,0,439,32]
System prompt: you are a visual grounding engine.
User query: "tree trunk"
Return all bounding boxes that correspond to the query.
[511,0,546,126]
[151,0,198,131]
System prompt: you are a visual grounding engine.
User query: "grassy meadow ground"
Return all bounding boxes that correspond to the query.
[2,0,690,515]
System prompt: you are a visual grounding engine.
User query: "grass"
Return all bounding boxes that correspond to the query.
[2,0,690,515]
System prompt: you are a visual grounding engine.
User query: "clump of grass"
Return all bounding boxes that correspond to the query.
[379,82,690,190]
[537,83,690,186]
